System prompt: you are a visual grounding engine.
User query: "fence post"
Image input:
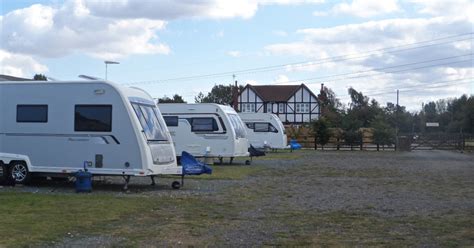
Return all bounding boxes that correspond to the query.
[314,137,317,150]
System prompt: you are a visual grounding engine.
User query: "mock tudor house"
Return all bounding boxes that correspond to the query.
[237,84,320,124]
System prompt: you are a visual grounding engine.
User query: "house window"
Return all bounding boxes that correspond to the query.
[75,105,112,132]
[242,103,255,112]
[296,103,309,113]
[17,105,48,123]
[278,103,285,113]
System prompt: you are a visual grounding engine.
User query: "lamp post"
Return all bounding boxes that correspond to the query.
[104,60,120,80]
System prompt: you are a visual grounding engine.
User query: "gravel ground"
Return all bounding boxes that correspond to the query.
[199,150,474,246]
[3,149,473,247]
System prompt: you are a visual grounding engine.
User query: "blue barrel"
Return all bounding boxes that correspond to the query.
[75,170,92,193]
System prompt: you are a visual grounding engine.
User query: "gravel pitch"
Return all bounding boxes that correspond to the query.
[3,149,474,247]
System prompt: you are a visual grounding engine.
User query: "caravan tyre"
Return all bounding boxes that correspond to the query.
[171,181,181,189]
[10,161,31,184]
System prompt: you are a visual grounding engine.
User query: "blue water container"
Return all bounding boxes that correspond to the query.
[75,163,92,193]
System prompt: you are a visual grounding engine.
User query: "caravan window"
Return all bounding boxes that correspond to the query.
[163,116,178,127]
[17,105,48,123]
[254,123,278,133]
[191,118,218,132]
[132,103,168,141]
[75,105,112,132]
[228,114,247,138]
[245,122,254,129]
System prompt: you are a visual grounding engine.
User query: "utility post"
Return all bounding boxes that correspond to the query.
[104,61,120,80]
[232,74,238,111]
[395,89,399,151]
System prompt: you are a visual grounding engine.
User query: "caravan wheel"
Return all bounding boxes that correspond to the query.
[171,181,181,189]
[10,161,31,184]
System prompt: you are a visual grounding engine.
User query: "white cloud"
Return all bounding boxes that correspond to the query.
[0,0,329,62]
[1,1,169,60]
[243,79,260,85]
[274,74,291,84]
[260,0,325,4]
[332,0,400,18]
[0,50,48,77]
[82,0,325,20]
[408,0,473,19]
[227,51,242,57]
[264,15,473,108]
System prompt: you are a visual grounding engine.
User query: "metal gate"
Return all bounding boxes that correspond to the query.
[406,133,467,151]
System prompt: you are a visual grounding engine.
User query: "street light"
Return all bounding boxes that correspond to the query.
[104,60,120,80]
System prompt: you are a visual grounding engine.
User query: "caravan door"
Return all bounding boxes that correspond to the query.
[130,100,175,166]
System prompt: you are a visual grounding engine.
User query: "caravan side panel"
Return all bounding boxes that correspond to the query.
[0,82,145,175]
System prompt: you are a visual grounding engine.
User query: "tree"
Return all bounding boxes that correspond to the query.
[158,94,186,103]
[348,87,369,109]
[312,117,331,150]
[343,129,362,150]
[195,84,244,105]
[33,74,47,81]
[318,86,343,127]
[346,87,375,127]
[371,114,395,150]
[194,92,205,103]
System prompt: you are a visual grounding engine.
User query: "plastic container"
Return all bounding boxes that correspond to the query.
[75,165,92,193]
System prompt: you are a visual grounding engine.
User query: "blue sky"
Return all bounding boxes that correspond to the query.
[1,0,473,110]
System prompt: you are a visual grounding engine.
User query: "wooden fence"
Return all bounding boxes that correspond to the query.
[285,126,472,152]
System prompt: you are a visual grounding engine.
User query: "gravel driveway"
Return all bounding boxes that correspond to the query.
[3,149,473,247]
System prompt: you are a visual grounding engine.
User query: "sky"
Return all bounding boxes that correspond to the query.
[1,0,473,111]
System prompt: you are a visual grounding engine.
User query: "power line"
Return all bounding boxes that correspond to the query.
[232,37,473,76]
[125,32,473,85]
[288,58,471,87]
[147,59,472,100]
[366,78,473,97]
[336,78,472,100]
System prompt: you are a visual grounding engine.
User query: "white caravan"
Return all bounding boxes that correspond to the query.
[239,113,287,149]
[159,103,249,163]
[0,80,181,187]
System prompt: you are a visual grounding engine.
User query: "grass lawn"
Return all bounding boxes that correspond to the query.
[0,193,157,247]
[1,150,472,247]
[2,191,471,247]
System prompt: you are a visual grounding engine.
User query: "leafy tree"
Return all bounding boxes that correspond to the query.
[312,117,331,149]
[318,86,343,127]
[343,129,362,150]
[348,87,369,109]
[33,74,47,81]
[371,114,395,150]
[194,92,205,103]
[158,94,186,103]
[346,87,376,127]
[423,102,437,122]
[195,84,244,105]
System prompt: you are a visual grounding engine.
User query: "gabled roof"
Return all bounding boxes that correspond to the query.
[243,83,318,102]
[0,74,33,81]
